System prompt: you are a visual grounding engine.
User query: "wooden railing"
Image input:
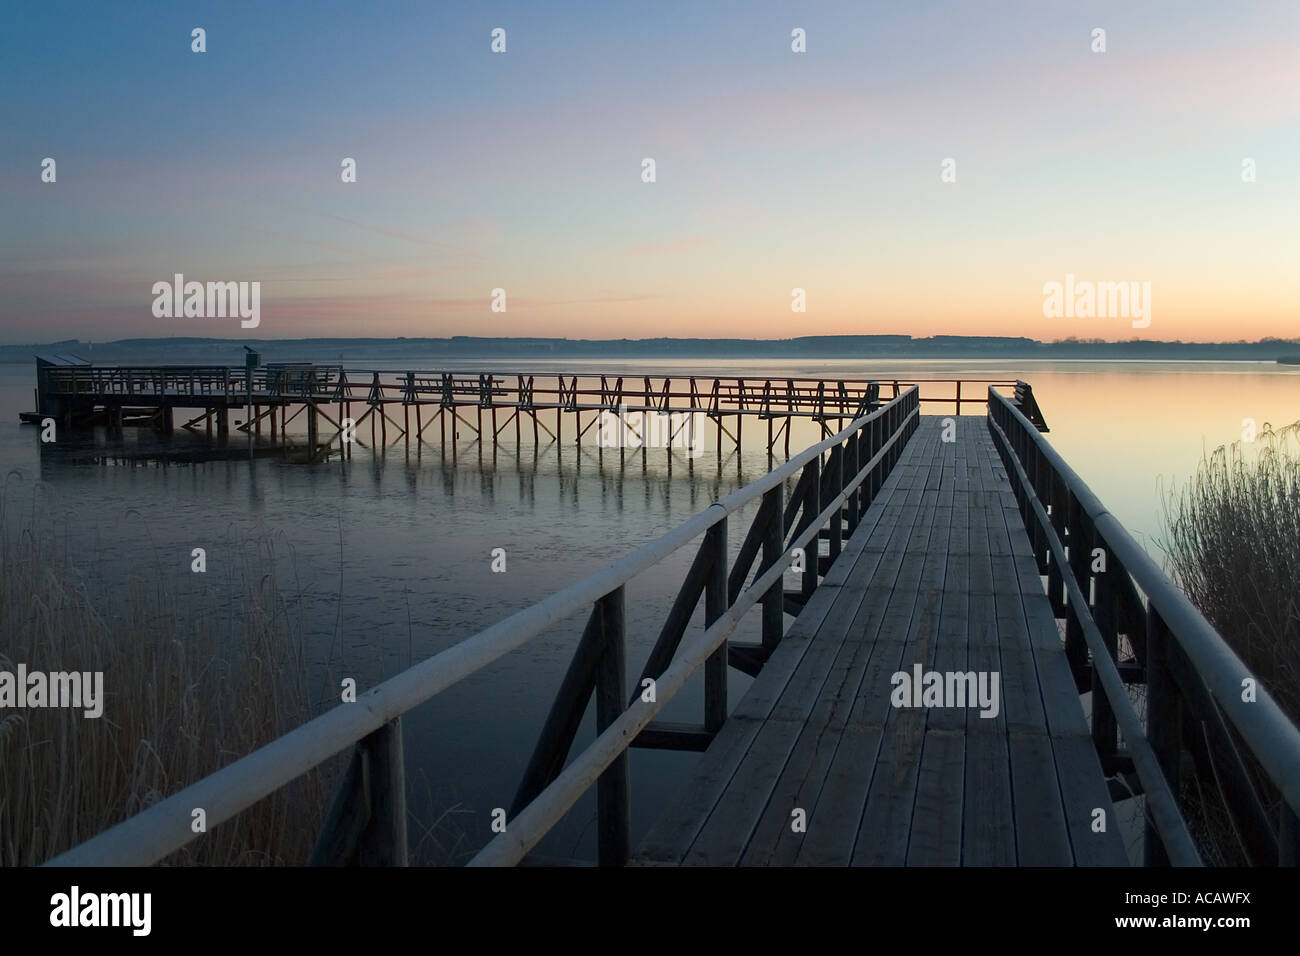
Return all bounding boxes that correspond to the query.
[988,386,1300,866]
[45,387,920,868]
[42,364,348,401]
[40,364,1009,419]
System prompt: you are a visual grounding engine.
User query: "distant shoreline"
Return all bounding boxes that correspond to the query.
[4,334,1300,365]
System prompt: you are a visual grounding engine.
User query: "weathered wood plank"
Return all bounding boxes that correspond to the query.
[636,418,1121,868]
[635,424,930,863]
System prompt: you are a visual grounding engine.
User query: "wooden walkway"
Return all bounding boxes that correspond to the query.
[635,415,1128,866]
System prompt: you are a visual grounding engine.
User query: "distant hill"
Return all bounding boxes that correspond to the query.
[4,335,1300,365]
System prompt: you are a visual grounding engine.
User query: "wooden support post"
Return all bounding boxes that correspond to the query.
[594,587,629,866]
[844,429,859,536]
[1060,486,1090,689]
[704,519,728,733]
[869,416,881,504]
[308,718,408,866]
[802,456,820,602]
[307,404,319,451]
[829,445,843,562]
[1090,537,1119,762]
[1144,604,1180,867]
[761,485,784,655]
[511,591,628,855]
[1047,474,1066,615]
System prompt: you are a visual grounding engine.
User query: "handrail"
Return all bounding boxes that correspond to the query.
[989,386,1300,864]
[475,395,915,868]
[47,388,920,867]
[987,403,1199,865]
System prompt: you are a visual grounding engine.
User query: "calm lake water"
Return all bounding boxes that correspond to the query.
[2,356,1297,862]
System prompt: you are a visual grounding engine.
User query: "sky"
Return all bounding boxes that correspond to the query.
[2,0,1298,344]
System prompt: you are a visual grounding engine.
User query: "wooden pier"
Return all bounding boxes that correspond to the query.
[46,383,1300,870]
[28,357,1030,460]
[635,416,1125,865]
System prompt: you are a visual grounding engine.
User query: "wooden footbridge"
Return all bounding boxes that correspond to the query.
[47,382,1300,869]
[28,356,1030,459]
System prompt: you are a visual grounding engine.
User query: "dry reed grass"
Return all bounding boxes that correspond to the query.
[1160,420,1300,864]
[1161,422,1300,723]
[0,485,330,865]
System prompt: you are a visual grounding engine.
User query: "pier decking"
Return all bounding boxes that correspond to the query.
[46,383,1300,870]
[636,417,1126,865]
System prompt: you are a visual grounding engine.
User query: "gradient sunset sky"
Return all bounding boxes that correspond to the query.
[3,1,1298,343]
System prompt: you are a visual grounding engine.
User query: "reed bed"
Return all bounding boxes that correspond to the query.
[1162,422,1300,723]
[0,485,330,865]
[1160,420,1300,864]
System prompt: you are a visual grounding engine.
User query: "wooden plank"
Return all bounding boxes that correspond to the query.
[906,728,966,865]
[635,419,931,863]
[907,509,971,865]
[851,429,954,865]
[737,432,947,865]
[638,417,1127,868]
[682,427,943,864]
[783,442,945,865]
[990,493,1128,866]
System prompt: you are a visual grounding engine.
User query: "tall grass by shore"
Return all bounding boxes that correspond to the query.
[1162,422,1300,723]
[0,485,331,865]
[1161,421,1300,864]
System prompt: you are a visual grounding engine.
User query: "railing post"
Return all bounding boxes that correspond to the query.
[1062,491,1091,689]
[704,518,729,733]
[1089,526,1119,763]
[1031,444,1049,573]
[1145,604,1181,867]
[309,717,408,866]
[866,416,880,506]
[594,587,629,866]
[828,445,844,562]
[802,456,820,603]
[761,485,784,655]
[844,427,859,536]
